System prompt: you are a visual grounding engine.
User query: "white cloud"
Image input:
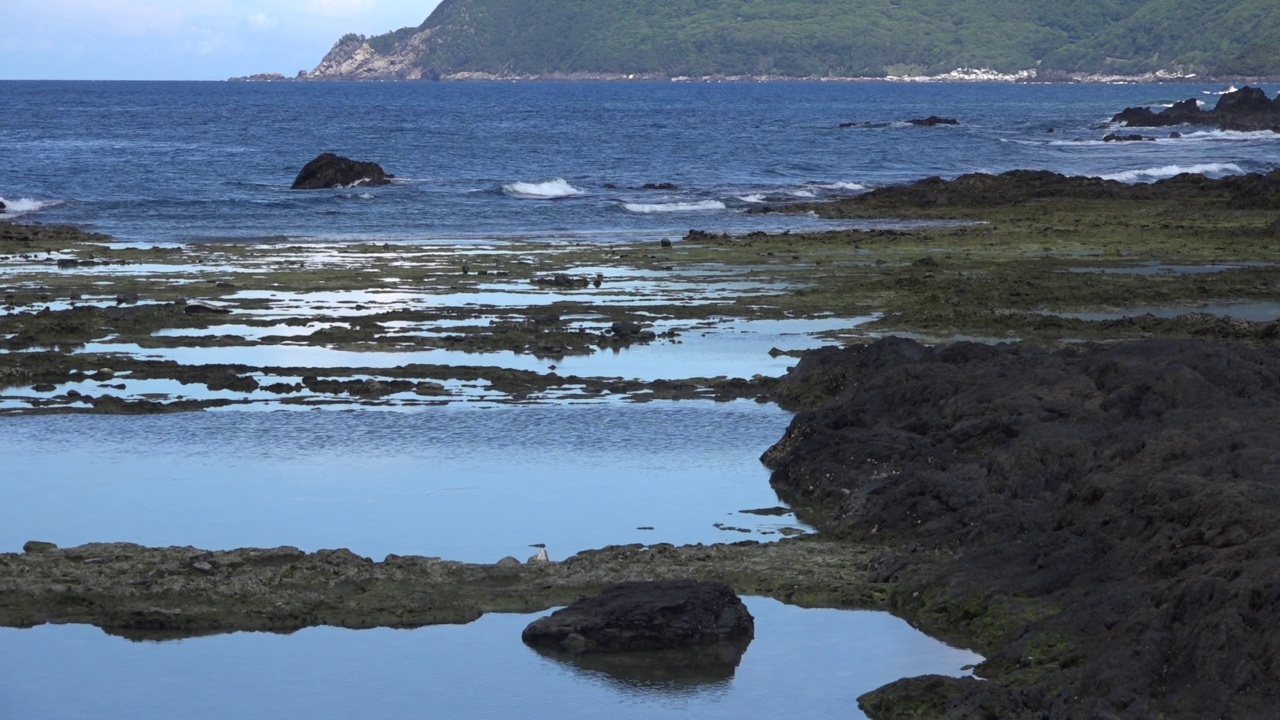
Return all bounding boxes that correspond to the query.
[2,0,443,79]
[247,12,279,30]
[307,0,376,17]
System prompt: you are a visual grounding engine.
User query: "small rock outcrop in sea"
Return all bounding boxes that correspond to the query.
[290,153,393,190]
[907,116,959,126]
[1111,86,1280,132]
[521,579,754,653]
[1102,132,1151,142]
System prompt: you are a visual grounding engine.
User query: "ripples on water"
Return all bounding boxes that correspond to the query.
[2,80,1278,244]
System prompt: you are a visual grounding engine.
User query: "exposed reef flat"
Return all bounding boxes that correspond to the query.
[6,169,1280,717]
[6,169,1280,413]
[0,538,877,641]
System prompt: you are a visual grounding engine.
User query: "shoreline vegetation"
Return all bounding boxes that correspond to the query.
[5,168,1280,716]
[276,0,1280,83]
[229,67,1280,84]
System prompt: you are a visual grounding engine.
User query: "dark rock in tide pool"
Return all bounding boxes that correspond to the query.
[291,153,393,190]
[532,273,588,289]
[521,579,754,654]
[907,116,959,126]
[640,182,678,190]
[183,302,231,315]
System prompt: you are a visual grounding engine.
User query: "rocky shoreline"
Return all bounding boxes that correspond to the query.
[232,68,1280,84]
[6,169,1280,716]
[768,337,1280,718]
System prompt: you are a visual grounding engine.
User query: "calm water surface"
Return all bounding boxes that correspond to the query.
[0,402,800,560]
[0,599,982,720]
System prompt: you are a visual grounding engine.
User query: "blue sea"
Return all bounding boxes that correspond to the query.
[3,80,1278,244]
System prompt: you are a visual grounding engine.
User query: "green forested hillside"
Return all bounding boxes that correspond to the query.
[321,0,1280,79]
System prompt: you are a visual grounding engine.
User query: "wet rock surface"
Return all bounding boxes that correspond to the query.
[290,153,392,190]
[766,336,1280,719]
[521,579,753,653]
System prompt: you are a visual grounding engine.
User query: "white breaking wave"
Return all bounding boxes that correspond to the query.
[738,194,768,203]
[0,197,56,215]
[502,178,585,199]
[788,189,817,198]
[1100,163,1244,182]
[822,182,868,192]
[622,200,726,214]
[1180,129,1280,141]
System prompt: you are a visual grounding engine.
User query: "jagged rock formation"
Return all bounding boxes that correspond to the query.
[1112,86,1280,132]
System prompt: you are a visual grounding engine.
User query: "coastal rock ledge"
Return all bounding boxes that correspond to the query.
[766,337,1280,719]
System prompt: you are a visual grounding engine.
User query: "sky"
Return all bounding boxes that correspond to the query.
[0,0,444,80]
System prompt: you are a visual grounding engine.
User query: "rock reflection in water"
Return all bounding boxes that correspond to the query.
[529,639,751,695]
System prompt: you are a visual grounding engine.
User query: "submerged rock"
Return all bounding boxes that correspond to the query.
[522,579,754,654]
[291,153,393,190]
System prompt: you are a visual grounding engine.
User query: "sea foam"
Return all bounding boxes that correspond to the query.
[502,178,585,199]
[622,200,726,214]
[1100,163,1244,182]
[0,198,56,216]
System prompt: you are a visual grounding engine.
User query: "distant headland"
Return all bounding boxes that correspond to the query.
[231,0,1280,83]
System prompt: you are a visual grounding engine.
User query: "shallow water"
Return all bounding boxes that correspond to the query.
[0,402,804,560]
[0,598,982,720]
[76,315,872,381]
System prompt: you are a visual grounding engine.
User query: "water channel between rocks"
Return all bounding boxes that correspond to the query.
[2,402,985,715]
[1,401,806,560]
[0,599,982,720]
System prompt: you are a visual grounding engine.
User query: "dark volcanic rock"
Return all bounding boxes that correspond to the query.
[1102,133,1152,142]
[291,153,392,190]
[907,116,958,126]
[1112,87,1280,132]
[532,273,588,288]
[814,169,1280,213]
[766,337,1280,719]
[521,579,754,653]
[640,182,678,190]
